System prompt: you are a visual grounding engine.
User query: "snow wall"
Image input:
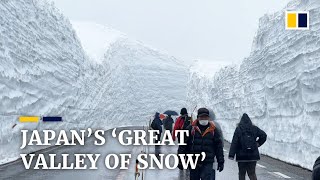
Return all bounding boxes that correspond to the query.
[0,0,187,164]
[187,0,320,170]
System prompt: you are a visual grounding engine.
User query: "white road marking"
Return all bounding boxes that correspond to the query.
[257,163,266,168]
[268,171,291,178]
[223,149,227,152]
[273,172,291,178]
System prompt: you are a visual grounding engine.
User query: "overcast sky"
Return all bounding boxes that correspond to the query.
[52,0,291,65]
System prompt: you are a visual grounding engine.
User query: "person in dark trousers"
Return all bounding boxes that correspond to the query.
[178,108,224,180]
[313,156,320,180]
[163,114,174,133]
[228,113,267,180]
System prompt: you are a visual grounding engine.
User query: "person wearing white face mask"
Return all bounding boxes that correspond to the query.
[178,108,225,180]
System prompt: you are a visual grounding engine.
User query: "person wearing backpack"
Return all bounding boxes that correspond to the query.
[228,113,267,180]
[178,108,224,180]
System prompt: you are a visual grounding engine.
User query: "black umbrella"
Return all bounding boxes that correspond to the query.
[163,110,179,116]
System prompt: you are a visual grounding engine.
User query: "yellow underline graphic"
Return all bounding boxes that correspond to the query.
[19,116,39,123]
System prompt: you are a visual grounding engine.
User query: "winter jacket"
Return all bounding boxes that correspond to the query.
[313,156,320,180]
[151,112,163,134]
[178,119,225,164]
[172,115,192,141]
[229,126,267,162]
[163,116,174,130]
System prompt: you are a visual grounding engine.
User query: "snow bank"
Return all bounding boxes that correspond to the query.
[187,0,320,170]
[0,0,187,164]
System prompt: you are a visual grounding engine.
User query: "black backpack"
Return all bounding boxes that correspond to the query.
[151,119,158,130]
[240,128,257,151]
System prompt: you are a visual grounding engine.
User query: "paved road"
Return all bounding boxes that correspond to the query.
[0,126,312,180]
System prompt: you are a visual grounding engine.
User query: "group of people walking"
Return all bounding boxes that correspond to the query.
[151,107,268,180]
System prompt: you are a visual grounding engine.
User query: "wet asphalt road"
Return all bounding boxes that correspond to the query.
[0,126,312,180]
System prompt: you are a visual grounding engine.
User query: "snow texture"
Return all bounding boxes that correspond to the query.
[187,0,320,170]
[0,0,187,164]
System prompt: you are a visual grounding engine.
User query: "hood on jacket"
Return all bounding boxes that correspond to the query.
[238,113,253,130]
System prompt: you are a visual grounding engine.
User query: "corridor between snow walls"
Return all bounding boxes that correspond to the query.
[187,0,320,170]
[1,0,319,172]
[0,0,187,164]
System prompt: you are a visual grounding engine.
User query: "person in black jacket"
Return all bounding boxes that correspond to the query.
[313,157,320,180]
[228,113,267,180]
[178,108,224,180]
[151,112,163,141]
[150,112,163,156]
[163,114,174,133]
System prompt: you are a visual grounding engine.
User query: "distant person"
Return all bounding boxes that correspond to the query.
[313,157,320,180]
[150,112,163,144]
[163,114,174,133]
[178,108,224,180]
[172,108,192,142]
[228,113,267,180]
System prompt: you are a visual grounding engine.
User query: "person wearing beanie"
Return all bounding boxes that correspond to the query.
[180,108,188,116]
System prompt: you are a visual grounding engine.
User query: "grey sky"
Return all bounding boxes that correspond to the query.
[52,0,291,65]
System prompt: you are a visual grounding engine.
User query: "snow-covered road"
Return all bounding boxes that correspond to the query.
[0,127,311,180]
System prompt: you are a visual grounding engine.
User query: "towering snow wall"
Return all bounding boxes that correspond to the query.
[71,22,187,128]
[0,1,187,164]
[187,0,320,170]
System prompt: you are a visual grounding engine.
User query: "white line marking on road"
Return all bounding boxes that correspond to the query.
[257,163,266,168]
[273,172,291,178]
[223,149,227,152]
[268,172,291,178]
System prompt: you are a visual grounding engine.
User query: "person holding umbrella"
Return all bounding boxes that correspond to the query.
[163,115,174,134]
[163,110,178,135]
